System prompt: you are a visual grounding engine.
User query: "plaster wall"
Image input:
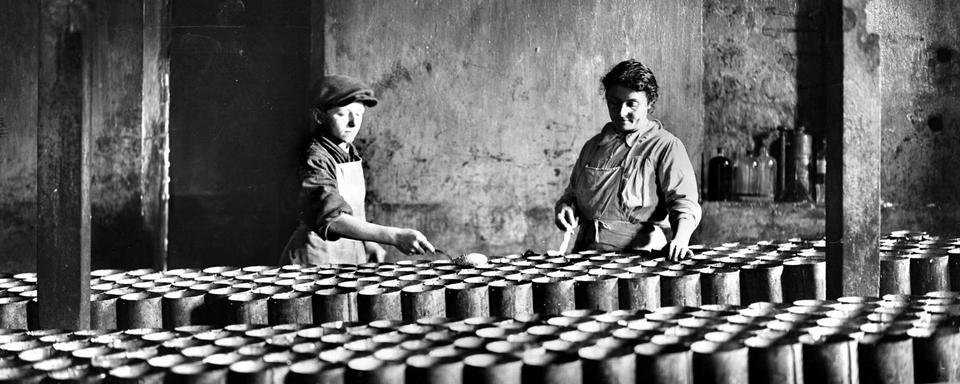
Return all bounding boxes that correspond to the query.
[0,0,40,272]
[86,0,151,268]
[870,0,960,236]
[320,0,704,258]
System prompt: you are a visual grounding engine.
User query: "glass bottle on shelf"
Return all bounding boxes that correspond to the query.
[791,126,812,201]
[776,126,790,201]
[736,147,757,201]
[731,148,742,200]
[729,149,738,199]
[756,145,777,201]
[708,147,733,201]
[814,139,827,205]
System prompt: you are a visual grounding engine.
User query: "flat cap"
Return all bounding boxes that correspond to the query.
[311,75,379,110]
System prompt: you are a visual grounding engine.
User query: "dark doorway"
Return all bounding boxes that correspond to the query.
[167,0,309,268]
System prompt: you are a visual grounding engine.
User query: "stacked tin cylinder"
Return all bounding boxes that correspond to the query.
[880,230,960,295]
[0,231,956,382]
[0,296,956,383]
[0,239,832,330]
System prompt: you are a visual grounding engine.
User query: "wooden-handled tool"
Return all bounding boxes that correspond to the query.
[435,249,489,266]
[555,229,573,254]
[433,249,457,262]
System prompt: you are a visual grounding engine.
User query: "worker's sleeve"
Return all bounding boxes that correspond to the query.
[301,147,353,241]
[556,144,588,214]
[657,138,702,229]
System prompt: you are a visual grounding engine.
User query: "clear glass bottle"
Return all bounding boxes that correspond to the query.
[749,149,761,198]
[733,148,751,201]
[756,146,777,201]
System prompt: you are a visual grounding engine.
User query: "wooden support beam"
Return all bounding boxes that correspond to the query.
[37,0,91,329]
[824,0,882,298]
[141,0,171,270]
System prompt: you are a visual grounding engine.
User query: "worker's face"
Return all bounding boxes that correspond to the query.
[605,85,652,132]
[317,102,366,144]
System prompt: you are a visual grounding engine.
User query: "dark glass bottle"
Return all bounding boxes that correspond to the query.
[708,147,733,201]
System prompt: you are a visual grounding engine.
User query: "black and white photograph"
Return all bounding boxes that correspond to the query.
[0,0,958,382]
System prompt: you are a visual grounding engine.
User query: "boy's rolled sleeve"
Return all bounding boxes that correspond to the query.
[301,149,354,241]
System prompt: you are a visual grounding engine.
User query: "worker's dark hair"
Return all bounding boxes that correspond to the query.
[601,59,659,107]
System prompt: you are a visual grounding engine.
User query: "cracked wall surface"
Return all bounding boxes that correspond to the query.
[870,0,960,235]
[322,0,704,258]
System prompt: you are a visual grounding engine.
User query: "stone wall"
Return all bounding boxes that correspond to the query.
[703,0,825,157]
[700,0,827,244]
[702,0,960,241]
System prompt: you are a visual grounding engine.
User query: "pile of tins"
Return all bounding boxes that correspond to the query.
[0,241,832,331]
[880,230,960,295]
[0,296,958,383]
[0,231,956,331]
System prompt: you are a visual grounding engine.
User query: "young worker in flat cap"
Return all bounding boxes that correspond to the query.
[281,75,435,265]
[554,59,701,262]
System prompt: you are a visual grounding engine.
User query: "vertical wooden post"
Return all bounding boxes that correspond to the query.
[824,0,882,298]
[37,0,91,329]
[142,0,171,270]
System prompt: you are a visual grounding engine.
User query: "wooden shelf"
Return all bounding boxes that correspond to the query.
[696,200,825,245]
[701,200,823,209]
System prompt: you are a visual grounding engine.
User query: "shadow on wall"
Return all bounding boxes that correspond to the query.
[92,198,148,270]
[166,0,308,268]
[796,0,825,143]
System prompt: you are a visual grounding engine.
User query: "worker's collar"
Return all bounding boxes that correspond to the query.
[602,120,662,147]
[315,135,359,158]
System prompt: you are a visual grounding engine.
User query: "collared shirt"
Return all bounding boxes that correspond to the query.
[557,121,702,227]
[297,135,360,239]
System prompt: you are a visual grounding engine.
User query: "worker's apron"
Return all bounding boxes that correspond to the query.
[281,160,367,265]
[572,142,667,252]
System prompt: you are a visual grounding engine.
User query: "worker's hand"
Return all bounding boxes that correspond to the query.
[392,229,436,255]
[555,204,579,231]
[666,238,694,262]
[364,241,387,263]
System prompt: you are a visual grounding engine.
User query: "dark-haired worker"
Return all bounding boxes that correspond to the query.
[555,59,701,262]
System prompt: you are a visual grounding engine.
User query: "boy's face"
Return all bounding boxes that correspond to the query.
[317,102,366,144]
[605,85,651,132]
